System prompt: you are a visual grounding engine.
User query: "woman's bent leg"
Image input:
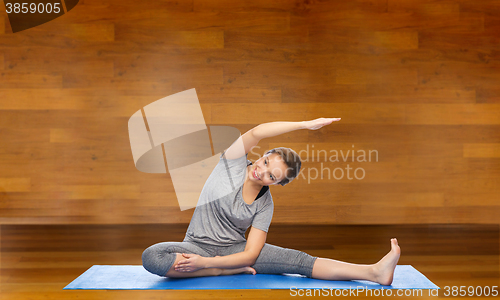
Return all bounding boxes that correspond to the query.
[164,253,256,278]
[142,241,256,278]
[164,253,222,278]
[142,241,213,277]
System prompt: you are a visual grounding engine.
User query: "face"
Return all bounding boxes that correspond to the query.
[248,153,289,186]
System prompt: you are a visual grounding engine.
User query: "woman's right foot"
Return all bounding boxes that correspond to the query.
[372,238,401,285]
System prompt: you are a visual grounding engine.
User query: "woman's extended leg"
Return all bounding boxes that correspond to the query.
[221,238,401,285]
[220,240,319,277]
[311,238,400,285]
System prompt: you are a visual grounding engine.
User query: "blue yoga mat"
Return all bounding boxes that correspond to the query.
[64,265,439,290]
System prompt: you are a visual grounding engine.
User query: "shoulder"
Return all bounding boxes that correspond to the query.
[216,151,249,175]
[204,151,248,199]
[218,151,249,169]
[259,189,273,208]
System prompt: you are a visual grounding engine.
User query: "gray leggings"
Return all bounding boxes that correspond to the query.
[142,240,318,278]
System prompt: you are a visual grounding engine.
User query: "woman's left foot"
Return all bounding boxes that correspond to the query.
[241,266,257,275]
[221,266,256,275]
[372,238,401,285]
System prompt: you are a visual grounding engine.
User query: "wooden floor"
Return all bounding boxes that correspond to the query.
[1,224,498,299]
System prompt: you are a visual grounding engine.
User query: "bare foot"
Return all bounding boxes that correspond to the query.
[372,238,401,285]
[220,266,256,276]
[214,255,257,275]
[240,266,257,275]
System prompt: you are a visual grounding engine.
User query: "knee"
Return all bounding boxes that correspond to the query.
[141,244,176,277]
[141,245,159,275]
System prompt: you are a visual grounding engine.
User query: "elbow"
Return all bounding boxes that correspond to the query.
[249,127,260,140]
[244,251,258,266]
[247,257,257,267]
[250,125,266,140]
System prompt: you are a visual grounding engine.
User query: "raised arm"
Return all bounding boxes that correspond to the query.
[223,118,341,160]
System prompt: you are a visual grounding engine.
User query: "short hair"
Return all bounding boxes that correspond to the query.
[264,147,301,186]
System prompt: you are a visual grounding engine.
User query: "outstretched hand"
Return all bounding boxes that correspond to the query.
[303,117,341,130]
[174,253,206,273]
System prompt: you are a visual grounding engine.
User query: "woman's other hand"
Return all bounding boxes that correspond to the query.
[174,253,207,272]
[303,117,341,130]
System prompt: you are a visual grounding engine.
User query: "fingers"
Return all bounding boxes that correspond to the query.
[322,118,341,127]
[175,257,191,267]
[175,265,196,273]
[312,118,341,128]
[325,118,340,123]
[312,117,340,122]
[320,117,340,121]
[174,261,190,271]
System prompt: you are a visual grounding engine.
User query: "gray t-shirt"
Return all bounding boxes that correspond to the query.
[183,152,274,246]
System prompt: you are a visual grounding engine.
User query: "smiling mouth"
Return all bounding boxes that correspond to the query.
[253,167,260,180]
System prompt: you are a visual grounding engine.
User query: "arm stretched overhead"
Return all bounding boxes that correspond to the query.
[223,118,341,160]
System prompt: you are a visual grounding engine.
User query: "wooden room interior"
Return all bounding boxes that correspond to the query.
[0,0,499,299]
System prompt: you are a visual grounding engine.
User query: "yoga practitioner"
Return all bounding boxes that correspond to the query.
[142,118,401,285]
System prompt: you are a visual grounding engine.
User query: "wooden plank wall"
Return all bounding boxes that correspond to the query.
[0,0,499,224]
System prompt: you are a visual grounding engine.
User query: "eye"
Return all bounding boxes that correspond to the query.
[265,158,275,180]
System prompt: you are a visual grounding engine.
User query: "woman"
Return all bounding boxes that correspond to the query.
[142,118,401,285]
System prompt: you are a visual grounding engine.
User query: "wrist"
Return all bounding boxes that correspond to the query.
[299,121,307,130]
[203,256,213,268]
